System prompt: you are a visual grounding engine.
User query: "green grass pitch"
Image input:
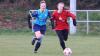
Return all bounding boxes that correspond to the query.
[0,35,100,56]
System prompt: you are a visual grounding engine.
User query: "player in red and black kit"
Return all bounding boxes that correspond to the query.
[50,2,76,50]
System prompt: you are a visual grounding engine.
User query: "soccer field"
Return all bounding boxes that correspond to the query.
[0,35,100,56]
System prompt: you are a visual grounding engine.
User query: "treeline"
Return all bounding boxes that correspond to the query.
[0,0,100,10]
[77,0,100,10]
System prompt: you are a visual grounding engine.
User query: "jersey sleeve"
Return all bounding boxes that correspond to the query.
[31,11,38,17]
[66,11,77,26]
[66,11,76,19]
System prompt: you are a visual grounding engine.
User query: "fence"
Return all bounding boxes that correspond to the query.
[29,10,100,34]
[76,10,100,34]
[0,10,100,34]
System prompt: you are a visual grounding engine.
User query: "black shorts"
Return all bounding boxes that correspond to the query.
[56,29,69,41]
[33,24,46,35]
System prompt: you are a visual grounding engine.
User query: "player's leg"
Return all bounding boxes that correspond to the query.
[56,30,66,50]
[34,31,43,53]
[34,25,46,53]
[31,24,39,45]
[32,36,37,45]
[62,29,69,41]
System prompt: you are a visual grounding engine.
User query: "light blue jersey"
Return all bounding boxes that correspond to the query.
[32,9,50,26]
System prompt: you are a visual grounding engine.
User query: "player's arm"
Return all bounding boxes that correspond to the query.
[50,18,55,29]
[50,12,56,29]
[48,11,51,18]
[29,10,38,17]
[67,11,77,26]
[47,11,55,29]
[27,14,32,29]
[73,18,77,26]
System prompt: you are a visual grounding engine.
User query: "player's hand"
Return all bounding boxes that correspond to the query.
[73,19,77,26]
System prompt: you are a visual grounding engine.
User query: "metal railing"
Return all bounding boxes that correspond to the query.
[76,10,100,34]
[29,10,100,34]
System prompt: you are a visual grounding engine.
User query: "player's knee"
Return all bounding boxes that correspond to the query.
[35,31,42,38]
[37,37,42,43]
[36,34,41,38]
[64,37,68,41]
[35,33,44,43]
[36,34,44,39]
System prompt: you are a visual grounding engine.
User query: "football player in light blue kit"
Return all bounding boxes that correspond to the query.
[30,0,50,53]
